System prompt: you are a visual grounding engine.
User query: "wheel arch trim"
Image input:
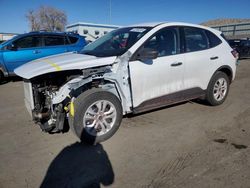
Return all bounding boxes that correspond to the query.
[213,65,233,83]
[52,76,126,114]
[0,64,8,77]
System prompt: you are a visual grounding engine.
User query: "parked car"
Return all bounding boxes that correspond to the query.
[0,31,87,82]
[15,22,238,144]
[228,38,250,59]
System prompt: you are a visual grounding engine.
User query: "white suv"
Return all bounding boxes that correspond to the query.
[15,22,237,144]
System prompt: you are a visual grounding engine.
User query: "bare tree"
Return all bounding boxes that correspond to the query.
[26,10,40,31]
[26,6,67,31]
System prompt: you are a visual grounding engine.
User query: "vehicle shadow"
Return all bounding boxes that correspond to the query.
[0,76,22,85]
[40,142,114,188]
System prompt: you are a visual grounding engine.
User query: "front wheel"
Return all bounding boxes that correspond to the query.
[206,71,230,106]
[0,71,4,83]
[69,88,123,144]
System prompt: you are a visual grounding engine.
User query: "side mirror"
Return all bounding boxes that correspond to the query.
[136,48,158,61]
[6,44,17,51]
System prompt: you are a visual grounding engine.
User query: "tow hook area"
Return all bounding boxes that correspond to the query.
[33,112,50,120]
[32,104,67,133]
[38,122,55,133]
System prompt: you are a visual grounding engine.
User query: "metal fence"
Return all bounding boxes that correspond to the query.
[211,22,250,39]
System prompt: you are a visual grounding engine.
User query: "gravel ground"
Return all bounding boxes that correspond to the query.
[0,59,250,188]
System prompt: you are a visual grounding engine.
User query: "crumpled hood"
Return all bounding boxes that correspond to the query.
[14,52,117,79]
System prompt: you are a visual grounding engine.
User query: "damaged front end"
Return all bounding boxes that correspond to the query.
[31,83,66,133]
[24,75,69,133]
[23,66,116,133]
[23,70,81,133]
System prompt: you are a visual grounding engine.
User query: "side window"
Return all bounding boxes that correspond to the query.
[205,30,222,48]
[143,28,178,57]
[68,36,79,44]
[184,27,208,52]
[95,30,100,35]
[83,30,88,34]
[13,36,43,49]
[44,35,65,46]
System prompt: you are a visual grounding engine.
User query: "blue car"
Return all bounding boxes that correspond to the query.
[0,31,86,82]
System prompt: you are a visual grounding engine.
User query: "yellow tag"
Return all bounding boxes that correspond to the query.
[70,102,75,117]
[64,106,69,112]
[43,60,62,71]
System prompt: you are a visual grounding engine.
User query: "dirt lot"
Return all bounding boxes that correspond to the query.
[0,59,250,188]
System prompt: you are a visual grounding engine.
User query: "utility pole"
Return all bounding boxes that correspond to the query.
[109,0,111,24]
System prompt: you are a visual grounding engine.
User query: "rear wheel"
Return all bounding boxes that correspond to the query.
[206,71,230,106]
[69,88,123,144]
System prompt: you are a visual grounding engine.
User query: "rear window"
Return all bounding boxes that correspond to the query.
[205,30,222,48]
[240,40,250,47]
[44,35,65,46]
[68,36,79,44]
[184,27,209,52]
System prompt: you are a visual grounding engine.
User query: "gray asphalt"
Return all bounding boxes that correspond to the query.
[0,59,250,188]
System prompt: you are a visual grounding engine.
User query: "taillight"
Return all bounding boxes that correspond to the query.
[231,49,239,59]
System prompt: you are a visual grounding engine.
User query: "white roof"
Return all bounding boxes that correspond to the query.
[126,22,221,35]
[67,21,221,36]
[128,22,165,27]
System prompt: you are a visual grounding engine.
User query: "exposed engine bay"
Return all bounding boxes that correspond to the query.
[26,67,113,133]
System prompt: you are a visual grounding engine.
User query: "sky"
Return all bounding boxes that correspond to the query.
[0,0,250,33]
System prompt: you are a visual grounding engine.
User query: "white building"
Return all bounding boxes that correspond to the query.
[0,33,17,42]
[66,22,120,42]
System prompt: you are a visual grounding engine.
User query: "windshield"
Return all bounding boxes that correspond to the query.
[80,27,152,57]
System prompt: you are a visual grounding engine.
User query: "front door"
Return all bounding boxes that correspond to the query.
[129,27,185,108]
[3,35,43,73]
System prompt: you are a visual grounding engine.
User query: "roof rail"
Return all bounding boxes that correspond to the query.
[65,30,79,35]
[28,30,79,35]
[29,30,49,33]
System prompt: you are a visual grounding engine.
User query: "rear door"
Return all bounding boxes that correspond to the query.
[182,27,222,91]
[129,27,185,108]
[41,34,68,57]
[2,35,43,73]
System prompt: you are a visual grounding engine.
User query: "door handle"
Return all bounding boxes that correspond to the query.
[210,56,218,60]
[33,50,41,54]
[171,62,183,67]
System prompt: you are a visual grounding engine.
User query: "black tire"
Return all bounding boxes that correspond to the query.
[0,71,4,83]
[69,88,123,144]
[206,71,230,106]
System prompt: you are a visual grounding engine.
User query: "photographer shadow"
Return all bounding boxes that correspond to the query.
[40,142,114,188]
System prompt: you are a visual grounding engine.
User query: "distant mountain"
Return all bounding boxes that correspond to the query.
[201,18,250,26]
